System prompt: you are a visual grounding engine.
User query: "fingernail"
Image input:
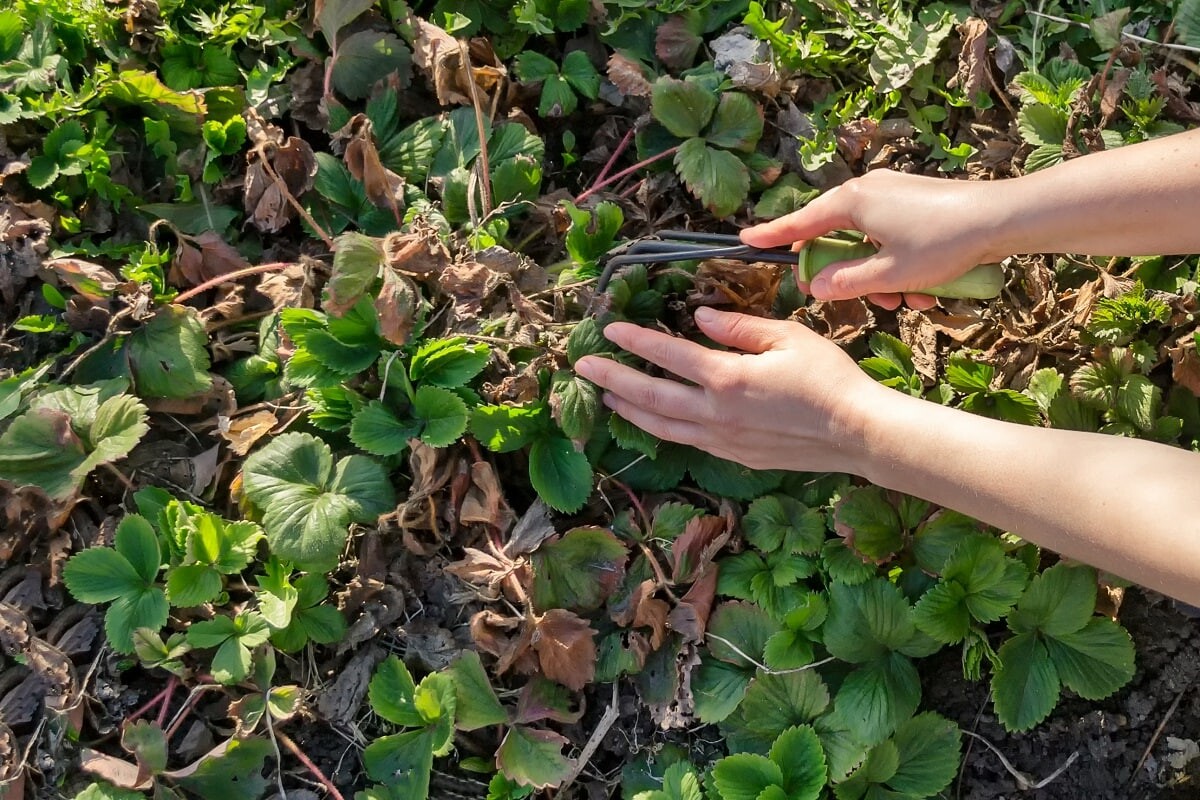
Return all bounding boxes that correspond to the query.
[695,306,718,323]
[602,392,617,409]
[574,358,594,378]
[810,276,830,297]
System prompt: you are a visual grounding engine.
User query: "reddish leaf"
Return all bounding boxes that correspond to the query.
[607,52,652,98]
[612,579,670,651]
[170,231,250,288]
[671,515,729,584]
[340,115,406,211]
[513,676,584,725]
[656,16,702,70]
[668,565,718,644]
[532,609,596,691]
[530,527,628,613]
[375,268,420,346]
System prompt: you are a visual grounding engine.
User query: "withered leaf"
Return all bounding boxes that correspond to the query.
[668,565,718,644]
[170,231,250,288]
[532,608,597,691]
[376,268,419,346]
[612,579,670,651]
[513,676,585,725]
[220,410,278,457]
[460,461,516,531]
[244,112,318,234]
[44,258,119,301]
[384,227,452,278]
[1170,334,1200,396]
[955,18,991,101]
[671,515,729,584]
[340,115,406,211]
[607,52,652,98]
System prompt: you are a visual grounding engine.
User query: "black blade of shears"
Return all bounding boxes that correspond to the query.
[596,231,796,293]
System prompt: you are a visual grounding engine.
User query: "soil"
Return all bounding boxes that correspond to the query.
[924,590,1200,800]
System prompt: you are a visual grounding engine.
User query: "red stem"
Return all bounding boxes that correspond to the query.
[277,730,347,800]
[575,145,681,204]
[172,262,297,306]
[591,127,635,188]
[165,686,210,740]
[127,683,174,724]
[155,676,178,728]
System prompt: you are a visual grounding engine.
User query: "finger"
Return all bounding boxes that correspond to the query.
[739,186,852,248]
[693,307,794,354]
[867,292,902,310]
[574,357,706,420]
[601,393,707,448]
[903,292,938,311]
[601,322,718,384]
[808,254,901,301]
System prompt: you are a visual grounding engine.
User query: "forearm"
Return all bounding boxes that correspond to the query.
[991,128,1200,259]
[853,392,1200,605]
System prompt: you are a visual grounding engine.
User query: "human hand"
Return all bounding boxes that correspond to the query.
[741,170,1010,310]
[573,307,892,475]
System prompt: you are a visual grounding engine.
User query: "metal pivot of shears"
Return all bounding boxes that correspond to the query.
[596,230,796,294]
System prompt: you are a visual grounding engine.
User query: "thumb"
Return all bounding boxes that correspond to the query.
[807,254,904,301]
[740,186,852,248]
[694,307,793,354]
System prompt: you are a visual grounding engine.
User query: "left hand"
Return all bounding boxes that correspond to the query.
[573,307,891,474]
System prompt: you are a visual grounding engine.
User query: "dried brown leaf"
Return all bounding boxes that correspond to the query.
[607,52,652,98]
[44,258,119,301]
[376,268,419,346]
[1170,334,1200,397]
[79,749,152,790]
[954,18,991,101]
[532,609,597,691]
[671,516,729,584]
[170,231,250,288]
[898,308,939,382]
[460,461,516,531]
[668,565,717,644]
[340,115,406,211]
[220,410,278,457]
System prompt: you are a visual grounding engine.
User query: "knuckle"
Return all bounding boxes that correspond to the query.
[635,385,661,411]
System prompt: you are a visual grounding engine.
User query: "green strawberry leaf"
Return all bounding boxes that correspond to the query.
[242,432,395,569]
[705,92,763,152]
[174,737,272,800]
[769,725,827,800]
[566,317,618,365]
[991,631,1060,731]
[325,232,383,316]
[528,433,592,513]
[888,712,962,797]
[331,30,411,101]
[413,385,469,446]
[673,138,750,218]
[369,655,423,727]
[561,50,600,99]
[651,77,717,138]
[530,527,628,612]
[834,652,921,746]
[350,400,422,455]
[550,371,600,443]
[1007,563,1096,637]
[609,412,659,459]
[692,657,751,724]
[727,671,831,746]
[706,600,781,669]
[1043,617,1135,700]
[409,337,491,388]
[63,547,142,604]
[127,305,212,399]
[107,588,169,654]
[834,486,904,563]
[744,494,825,555]
[711,753,783,800]
[687,451,782,501]
[824,579,918,664]
[515,50,558,82]
[166,564,222,607]
[497,726,572,789]
[470,403,547,452]
[363,728,435,797]
[448,650,508,731]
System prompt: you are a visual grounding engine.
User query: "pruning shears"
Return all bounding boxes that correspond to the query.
[597,230,1005,300]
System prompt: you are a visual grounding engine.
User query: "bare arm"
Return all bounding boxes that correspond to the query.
[575,310,1200,606]
[741,128,1200,305]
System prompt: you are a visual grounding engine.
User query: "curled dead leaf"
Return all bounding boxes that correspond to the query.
[671,515,729,584]
[338,115,406,212]
[170,231,250,288]
[219,410,279,457]
[244,111,318,234]
[668,565,718,644]
[607,52,653,98]
[412,20,506,106]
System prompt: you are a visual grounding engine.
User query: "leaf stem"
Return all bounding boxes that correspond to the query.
[155,676,178,728]
[172,262,298,306]
[591,127,636,189]
[277,730,347,800]
[574,145,681,204]
[126,682,175,724]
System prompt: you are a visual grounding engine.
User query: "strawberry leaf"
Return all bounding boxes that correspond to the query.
[470,403,547,452]
[888,713,962,797]
[1007,563,1096,636]
[413,385,469,447]
[1043,618,1135,700]
[127,305,212,399]
[530,527,628,612]
[705,92,763,152]
[651,77,717,138]
[363,728,435,797]
[770,726,827,800]
[448,650,508,730]
[744,494,825,555]
[561,50,600,99]
[325,232,383,316]
[834,486,904,564]
[673,138,750,218]
[834,653,921,745]
[711,753,783,800]
[242,432,394,569]
[497,727,572,789]
[991,631,1059,731]
[528,434,592,512]
[550,371,600,444]
[330,31,411,101]
[369,655,423,727]
[410,338,490,388]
